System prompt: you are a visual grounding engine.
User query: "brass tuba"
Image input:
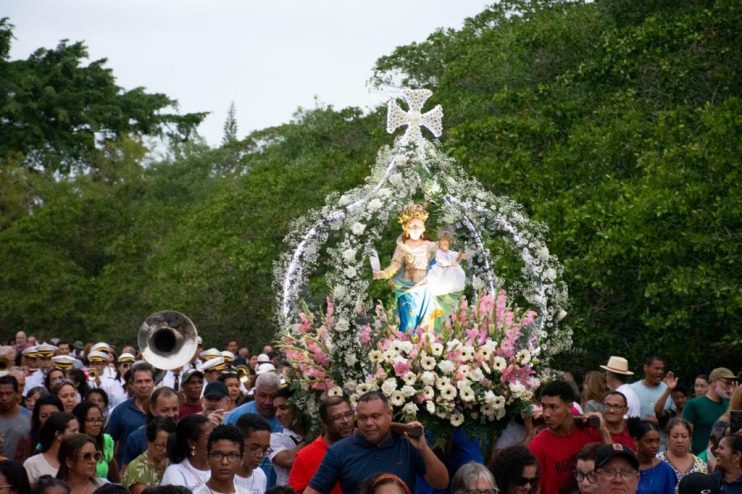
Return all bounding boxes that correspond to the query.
[138,310,198,370]
[0,356,10,373]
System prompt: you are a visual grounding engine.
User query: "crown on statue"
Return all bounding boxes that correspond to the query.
[438,227,454,241]
[398,203,429,225]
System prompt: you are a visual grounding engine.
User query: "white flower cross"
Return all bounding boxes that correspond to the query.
[386,89,444,145]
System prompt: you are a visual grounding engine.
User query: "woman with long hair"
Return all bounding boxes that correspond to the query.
[0,460,33,494]
[56,433,108,492]
[450,462,497,494]
[626,418,675,494]
[84,388,110,425]
[160,414,214,490]
[30,395,63,452]
[67,368,91,402]
[23,412,79,486]
[490,445,539,494]
[72,402,119,482]
[581,371,609,413]
[51,381,79,414]
[24,386,49,413]
[713,434,742,488]
[270,388,308,486]
[657,418,707,485]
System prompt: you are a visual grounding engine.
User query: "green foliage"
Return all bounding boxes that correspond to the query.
[0,0,740,379]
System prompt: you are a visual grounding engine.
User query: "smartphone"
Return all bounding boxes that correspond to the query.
[731,410,742,434]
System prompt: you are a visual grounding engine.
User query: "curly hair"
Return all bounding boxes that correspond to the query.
[490,445,538,493]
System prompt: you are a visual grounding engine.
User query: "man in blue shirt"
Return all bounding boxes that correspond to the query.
[107,362,155,462]
[305,391,449,494]
[120,386,179,467]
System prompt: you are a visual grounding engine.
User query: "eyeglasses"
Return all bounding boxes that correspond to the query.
[602,403,627,410]
[328,411,354,423]
[574,471,597,483]
[596,468,638,480]
[514,476,539,487]
[246,444,272,457]
[208,451,242,463]
[80,451,103,462]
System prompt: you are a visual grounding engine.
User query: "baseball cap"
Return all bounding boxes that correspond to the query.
[678,473,720,494]
[595,443,639,471]
[203,381,228,399]
[709,367,736,381]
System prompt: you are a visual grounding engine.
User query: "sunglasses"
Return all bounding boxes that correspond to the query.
[515,476,539,487]
[80,451,103,462]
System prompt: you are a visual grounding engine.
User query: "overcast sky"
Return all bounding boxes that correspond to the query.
[5,1,490,146]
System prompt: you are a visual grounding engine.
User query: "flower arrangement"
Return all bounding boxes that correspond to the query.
[280,289,542,441]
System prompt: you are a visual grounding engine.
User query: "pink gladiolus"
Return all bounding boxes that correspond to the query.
[495,290,507,327]
[478,294,495,318]
[521,310,537,327]
[393,359,411,377]
[466,328,479,344]
[360,324,372,345]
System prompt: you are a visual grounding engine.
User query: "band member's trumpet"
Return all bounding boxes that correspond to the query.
[138,310,198,370]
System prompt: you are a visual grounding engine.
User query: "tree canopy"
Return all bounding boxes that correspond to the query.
[0,1,739,378]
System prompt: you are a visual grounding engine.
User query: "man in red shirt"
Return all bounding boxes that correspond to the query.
[603,391,637,452]
[288,396,355,494]
[529,379,612,494]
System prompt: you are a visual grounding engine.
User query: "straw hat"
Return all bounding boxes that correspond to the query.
[599,356,634,375]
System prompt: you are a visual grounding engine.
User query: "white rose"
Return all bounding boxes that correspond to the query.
[509,382,526,398]
[421,371,436,386]
[403,402,418,417]
[399,341,414,354]
[381,378,398,396]
[367,198,383,211]
[437,360,455,375]
[335,318,350,333]
[470,368,485,382]
[351,222,366,235]
[333,285,347,301]
[426,401,436,414]
[400,385,416,398]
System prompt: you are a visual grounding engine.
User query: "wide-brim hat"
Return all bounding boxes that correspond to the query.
[22,346,40,357]
[51,355,77,370]
[200,356,226,372]
[87,350,109,363]
[118,352,136,363]
[35,343,58,358]
[600,356,634,375]
[91,342,111,353]
[200,348,221,361]
[221,351,235,363]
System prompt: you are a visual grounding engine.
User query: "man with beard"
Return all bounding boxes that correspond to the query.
[306,391,448,494]
[683,367,736,454]
[288,396,355,494]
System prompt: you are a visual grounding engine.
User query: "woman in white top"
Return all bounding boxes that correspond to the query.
[23,412,79,486]
[161,413,215,490]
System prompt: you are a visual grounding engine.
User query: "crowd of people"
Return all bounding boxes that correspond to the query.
[0,330,740,494]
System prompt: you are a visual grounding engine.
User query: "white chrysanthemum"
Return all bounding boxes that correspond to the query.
[456,378,472,391]
[327,386,343,397]
[423,386,435,400]
[356,383,371,395]
[381,378,398,396]
[402,402,418,417]
[351,222,366,235]
[437,360,455,375]
[402,372,417,386]
[382,350,397,364]
[343,266,357,279]
[431,342,444,357]
[390,341,404,353]
[516,350,531,365]
[450,411,465,427]
[420,371,436,386]
[460,346,475,361]
[335,318,350,332]
[458,365,472,377]
[439,384,457,401]
[368,350,383,364]
[342,248,357,262]
[390,391,406,407]
[492,356,507,371]
[509,382,527,398]
[367,198,383,212]
[426,400,436,414]
[420,355,436,371]
[399,341,414,354]
[492,395,506,409]
[436,376,452,389]
[460,386,476,403]
[400,385,416,398]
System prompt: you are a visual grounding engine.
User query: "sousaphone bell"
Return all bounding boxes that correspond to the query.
[138,310,198,370]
